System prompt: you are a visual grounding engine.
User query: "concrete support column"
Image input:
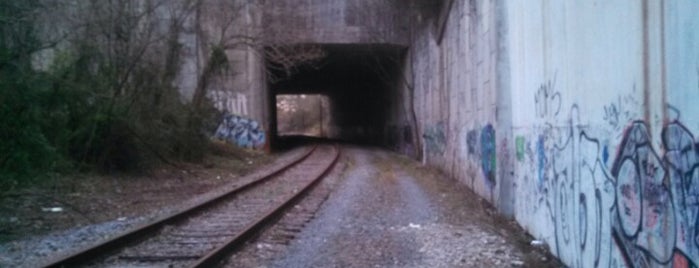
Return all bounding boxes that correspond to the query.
[642,0,666,137]
[494,0,514,217]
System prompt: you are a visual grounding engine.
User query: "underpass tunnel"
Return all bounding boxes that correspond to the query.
[267,44,407,149]
[275,94,331,137]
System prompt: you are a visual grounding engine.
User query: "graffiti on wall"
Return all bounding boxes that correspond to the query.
[602,88,640,134]
[530,105,616,268]
[214,113,266,149]
[208,91,249,116]
[536,134,547,191]
[423,122,447,155]
[602,100,621,130]
[463,127,480,189]
[534,74,561,118]
[467,129,478,155]
[608,121,699,267]
[611,122,672,266]
[602,144,610,167]
[663,122,699,267]
[480,124,496,188]
[526,101,699,267]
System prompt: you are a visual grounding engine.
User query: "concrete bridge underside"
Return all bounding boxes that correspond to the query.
[268,44,406,146]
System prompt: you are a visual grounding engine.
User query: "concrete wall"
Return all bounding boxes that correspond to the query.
[262,0,411,45]
[403,0,699,267]
[203,2,268,128]
[184,0,269,147]
[200,0,417,148]
[503,1,699,267]
[397,0,505,209]
[506,2,645,267]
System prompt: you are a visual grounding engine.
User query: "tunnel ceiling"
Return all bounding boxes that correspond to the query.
[268,44,406,95]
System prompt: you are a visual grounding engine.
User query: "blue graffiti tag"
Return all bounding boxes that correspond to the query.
[214,114,266,149]
[480,124,496,188]
[423,122,447,155]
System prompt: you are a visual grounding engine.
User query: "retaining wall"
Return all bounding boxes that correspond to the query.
[402,0,699,266]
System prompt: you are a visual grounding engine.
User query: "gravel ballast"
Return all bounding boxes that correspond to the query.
[271,147,560,267]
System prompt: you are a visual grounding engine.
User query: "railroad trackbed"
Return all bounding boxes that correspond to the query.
[41,144,340,268]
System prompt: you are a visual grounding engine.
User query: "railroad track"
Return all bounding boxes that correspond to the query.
[42,144,340,268]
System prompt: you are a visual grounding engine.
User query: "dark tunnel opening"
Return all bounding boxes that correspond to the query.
[266,44,407,149]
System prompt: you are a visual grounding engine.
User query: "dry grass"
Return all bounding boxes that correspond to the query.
[0,142,274,243]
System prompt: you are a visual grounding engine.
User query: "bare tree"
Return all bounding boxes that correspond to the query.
[189,0,328,108]
[264,44,327,83]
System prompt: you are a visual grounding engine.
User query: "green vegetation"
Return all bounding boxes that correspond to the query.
[0,1,219,192]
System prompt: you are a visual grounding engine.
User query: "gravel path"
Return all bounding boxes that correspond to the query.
[271,147,559,268]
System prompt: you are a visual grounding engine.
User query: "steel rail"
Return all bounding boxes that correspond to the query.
[41,145,319,268]
[190,144,340,268]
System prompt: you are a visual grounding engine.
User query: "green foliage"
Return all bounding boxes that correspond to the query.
[0,0,59,188]
[208,45,230,75]
[0,1,216,191]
